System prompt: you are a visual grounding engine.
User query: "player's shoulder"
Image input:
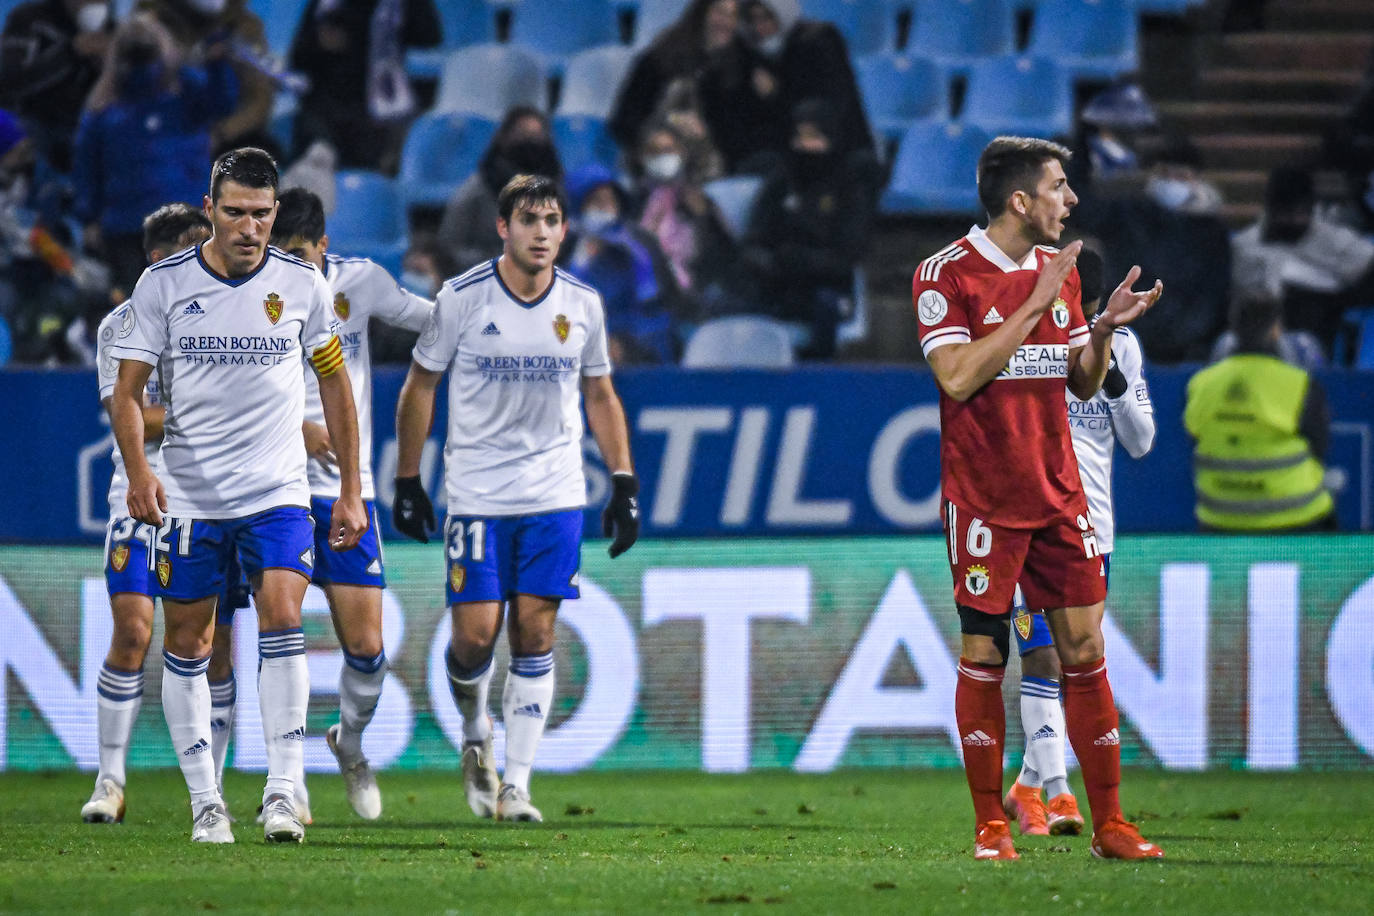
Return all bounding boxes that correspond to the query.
[553,267,604,310]
[915,238,972,285]
[146,245,200,276]
[266,245,322,277]
[444,258,499,297]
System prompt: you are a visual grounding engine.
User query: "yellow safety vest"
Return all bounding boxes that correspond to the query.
[1184,353,1333,531]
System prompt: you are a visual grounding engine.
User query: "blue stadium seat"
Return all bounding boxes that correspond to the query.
[1027,0,1139,80]
[880,120,992,214]
[800,0,899,56]
[906,0,1015,72]
[329,171,407,275]
[405,0,497,79]
[702,175,766,239]
[247,0,311,61]
[433,43,548,117]
[682,316,795,368]
[961,55,1074,139]
[557,45,637,118]
[855,53,949,143]
[398,113,499,210]
[631,0,691,47]
[1353,309,1374,370]
[506,0,619,71]
[552,114,619,173]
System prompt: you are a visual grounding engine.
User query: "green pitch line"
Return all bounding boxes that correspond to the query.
[1,770,1369,914]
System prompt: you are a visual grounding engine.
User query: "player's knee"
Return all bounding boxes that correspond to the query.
[110,618,152,662]
[342,632,384,660]
[1021,645,1062,679]
[1053,630,1104,666]
[164,629,212,660]
[958,604,1010,666]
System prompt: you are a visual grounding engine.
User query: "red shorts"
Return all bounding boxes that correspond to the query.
[941,497,1107,615]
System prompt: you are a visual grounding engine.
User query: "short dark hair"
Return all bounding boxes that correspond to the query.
[270,188,326,245]
[209,147,278,201]
[1265,167,1314,214]
[977,136,1073,220]
[497,173,568,222]
[1230,292,1284,351]
[142,202,211,258]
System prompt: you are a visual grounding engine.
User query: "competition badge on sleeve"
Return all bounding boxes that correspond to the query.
[553,314,570,344]
[264,292,284,325]
[333,291,351,320]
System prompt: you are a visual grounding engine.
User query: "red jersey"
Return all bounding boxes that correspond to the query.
[914,226,1091,529]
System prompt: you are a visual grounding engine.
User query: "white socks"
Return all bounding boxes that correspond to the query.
[445,647,494,745]
[258,628,308,804]
[1019,675,1070,799]
[96,663,143,788]
[208,674,235,792]
[501,652,554,792]
[336,649,387,760]
[162,650,218,812]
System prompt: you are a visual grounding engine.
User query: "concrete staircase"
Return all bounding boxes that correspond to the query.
[1149,1,1374,226]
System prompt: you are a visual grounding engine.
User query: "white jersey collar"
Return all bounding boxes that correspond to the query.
[965,225,1040,273]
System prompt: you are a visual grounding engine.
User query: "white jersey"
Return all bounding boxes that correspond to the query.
[98,308,162,517]
[412,259,611,516]
[1065,325,1155,554]
[303,253,433,499]
[109,244,339,519]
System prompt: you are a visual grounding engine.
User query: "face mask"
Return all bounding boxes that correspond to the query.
[399,270,438,298]
[643,153,682,183]
[1145,177,1193,212]
[757,33,784,56]
[580,208,617,235]
[76,3,109,32]
[185,0,227,16]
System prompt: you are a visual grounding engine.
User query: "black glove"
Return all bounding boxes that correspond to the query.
[601,473,640,559]
[1103,354,1128,399]
[393,476,435,543]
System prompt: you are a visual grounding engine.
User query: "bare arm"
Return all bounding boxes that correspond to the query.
[110,360,165,525]
[581,374,633,474]
[100,399,165,442]
[315,367,367,549]
[1067,266,1162,400]
[927,241,1082,402]
[396,361,442,477]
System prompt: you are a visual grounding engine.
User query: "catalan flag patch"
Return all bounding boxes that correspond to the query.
[311,335,344,377]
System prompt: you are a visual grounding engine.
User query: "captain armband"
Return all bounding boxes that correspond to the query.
[311,336,344,377]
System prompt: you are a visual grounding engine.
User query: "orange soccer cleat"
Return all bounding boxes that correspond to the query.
[974,820,1020,860]
[1090,816,1165,860]
[1046,793,1085,836]
[1002,782,1049,836]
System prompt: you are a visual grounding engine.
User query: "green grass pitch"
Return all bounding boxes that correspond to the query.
[1,769,1368,913]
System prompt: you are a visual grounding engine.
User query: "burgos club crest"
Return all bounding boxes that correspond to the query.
[157,555,172,588]
[553,313,570,344]
[964,564,990,597]
[334,291,351,320]
[450,564,466,593]
[264,292,284,325]
[109,543,129,573]
[1051,297,1069,329]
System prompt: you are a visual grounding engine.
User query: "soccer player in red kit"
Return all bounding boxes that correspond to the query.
[914,136,1165,862]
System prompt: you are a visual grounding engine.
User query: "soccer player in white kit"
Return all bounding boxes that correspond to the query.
[108,148,368,844]
[392,174,640,823]
[1003,249,1156,837]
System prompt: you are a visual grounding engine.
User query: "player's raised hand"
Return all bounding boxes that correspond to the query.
[1099,265,1163,329]
[1029,240,1082,313]
[601,473,641,558]
[302,420,337,470]
[126,472,166,527]
[392,475,435,543]
[329,493,368,551]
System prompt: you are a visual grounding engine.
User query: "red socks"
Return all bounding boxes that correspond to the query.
[955,659,1006,827]
[1062,657,1122,831]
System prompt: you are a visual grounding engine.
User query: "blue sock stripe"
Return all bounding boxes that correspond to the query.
[208,675,236,707]
[1023,675,1061,689]
[97,664,144,701]
[343,649,387,674]
[445,646,492,683]
[101,662,143,677]
[509,651,554,678]
[162,650,210,677]
[258,628,305,659]
[1022,686,1061,700]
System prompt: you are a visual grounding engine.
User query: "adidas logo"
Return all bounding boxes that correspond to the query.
[1094,728,1120,746]
[982,307,1004,325]
[210,718,227,731]
[183,300,204,315]
[366,558,381,575]
[1031,724,1057,741]
[299,548,313,568]
[481,322,501,336]
[182,738,209,756]
[962,729,996,747]
[282,726,306,742]
[513,702,544,719]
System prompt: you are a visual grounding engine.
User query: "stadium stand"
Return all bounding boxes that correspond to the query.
[404,0,496,79]
[905,0,1015,72]
[855,52,950,144]
[1026,0,1140,81]
[629,0,691,48]
[328,170,408,275]
[681,315,796,368]
[398,112,499,210]
[800,0,899,56]
[961,54,1075,139]
[879,120,992,214]
[506,0,619,72]
[434,43,548,117]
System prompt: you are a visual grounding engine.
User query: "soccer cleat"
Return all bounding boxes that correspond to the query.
[81,778,126,824]
[1090,816,1165,860]
[496,784,543,823]
[461,736,500,819]
[255,792,311,826]
[974,820,1019,860]
[327,723,382,820]
[1002,782,1049,836]
[191,803,235,844]
[261,793,305,844]
[1046,793,1085,836]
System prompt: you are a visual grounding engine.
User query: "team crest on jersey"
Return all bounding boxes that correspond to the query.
[965,564,990,597]
[1051,297,1069,329]
[333,291,351,320]
[264,292,283,325]
[110,543,129,573]
[157,555,171,588]
[1014,607,1033,641]
[450,564,466,593]
[553,313,570,344]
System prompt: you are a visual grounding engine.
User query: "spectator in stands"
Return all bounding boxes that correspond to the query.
[138,0,277,157]
[1210,292,1326,373]
[1185,292,1336,532]
[289,0,441,173]
[0,0,114,171]
[1072,81,1158,191]
[728,98,879,359]
[562,164,684,364]
[609,0,738,158]
[437,106,563,271]
[696,0,872,175]
[73,13,238,296]
[1232,167,1374,356]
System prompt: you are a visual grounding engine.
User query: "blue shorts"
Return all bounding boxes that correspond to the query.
[445,509,582,606]
[156,506,315,602]
[215,550,252,626]
[105,516,158,598]
[309,497,385,588]
[1013,553,1112,655]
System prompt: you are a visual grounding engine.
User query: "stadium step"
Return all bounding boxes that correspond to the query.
[1155,101,1349,134]
[1203,169,1269,202]
[1194,68,1363,104]
[1266,0,1374,32]
[1213,33,1374,71]
[1192,133,1326,171]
